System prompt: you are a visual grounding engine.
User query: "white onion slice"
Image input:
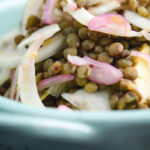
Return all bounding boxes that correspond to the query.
[37,33,65,62]
[22,0,44,34]
[18,39,44,107]
[88,0,120,16]
[0,33,64,69]
[62,89,110,111]
[69,8,94,26]
[124,10,150,31]
[18,24,60,49]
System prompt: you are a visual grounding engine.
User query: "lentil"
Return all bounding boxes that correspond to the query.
[66,33,80,48]
[63,48,77,59]
[48,61,62,75]
[84,82,98,93]
[99,37,112,46]
[110,94,119,109]
[117,59,133,68]
[120,79,136,91]
[107,42,123,57]
[14,35,25,45]
[76,76,87,86]
[98,52,113,64]
[81,40,95,51]
[77,65,92,78]
[123,67,138,80]
[26,15,40,29]
[78,27,88,39]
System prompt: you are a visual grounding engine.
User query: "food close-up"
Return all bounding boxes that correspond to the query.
[1,0,150,112]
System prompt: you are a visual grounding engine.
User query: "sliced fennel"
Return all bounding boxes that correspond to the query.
[62,89,110,111]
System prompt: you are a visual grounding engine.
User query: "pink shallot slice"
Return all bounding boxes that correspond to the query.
[42,0,58,25]
[68,55,123,85]
[57,105,72,111]
[9,67,19,100]
[38,75,74,92]
[88,13,131,36]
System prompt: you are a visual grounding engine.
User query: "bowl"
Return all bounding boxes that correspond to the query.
[0,0,150,150]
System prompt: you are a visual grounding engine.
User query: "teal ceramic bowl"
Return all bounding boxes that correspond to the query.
[0,0,150,150]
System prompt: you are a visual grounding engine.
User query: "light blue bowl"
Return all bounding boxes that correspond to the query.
[0,1,150,150]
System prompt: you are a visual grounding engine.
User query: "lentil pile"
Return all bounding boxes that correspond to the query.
[1,0,150,111]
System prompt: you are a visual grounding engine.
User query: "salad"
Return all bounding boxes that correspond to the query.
[0,0,150,111]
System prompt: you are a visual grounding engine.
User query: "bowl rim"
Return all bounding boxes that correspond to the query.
[0,0,150,123]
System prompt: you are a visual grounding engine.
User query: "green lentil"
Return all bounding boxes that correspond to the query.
[73,20,84,30]
[126,103,137,110]
[63,26,76,35]
[123,67,138,80]
[27,27,37,35]
[43,59,53,72]
[119,79,136,91]
[26,15,40,29]
[129,0,138,11]
[138,6,149,17]
[43,72,51,79]
[59,20,70,29]
[138,101,148,109]
[36,73,43,83]
[88,52,98,59]
[99,37,112,46]
[121,49,130,58]
[66,33,80,48]
[78,27,88,39]
[63,48,77,59]
[120,41,129,49]
[138,0,149,6]
[14,35,25,45]
[98,52,113,64]
[81,40,95,51]
[48,61,62,75]
[88,31,99,42]
[107,42,123,57]
[75,0,87,7]
[61,63,72,75]
[117,97,127,110]
[94,45,104,53]
[124,91,139,103]
[77,65,92,78]
[116,59,133,68]
[35,62,43,73]
[110,94,119,109]
[76,76,87,86]
[84,82,98,93]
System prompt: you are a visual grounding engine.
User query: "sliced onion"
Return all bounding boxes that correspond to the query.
[83,56,123,85]
[69,8,94,26]
[88,0,120,16]
[42,0,58,25]
[88,13,131,36]
[17,24,60,49]
[61,0,77,12]
[58,105,72,111]
[141,30,150,41]
[10,69,15,81]
[38,75,74,92]
[37,33,65,62]
[68,55,87,66]
[62,89,110,111]
[124,10,150,31]
[0,33,64,69]
[18,38,44,107]
[9,67,19,100]
[22,0,43,34]
[68,55,123,85]
[131,50,150,64]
